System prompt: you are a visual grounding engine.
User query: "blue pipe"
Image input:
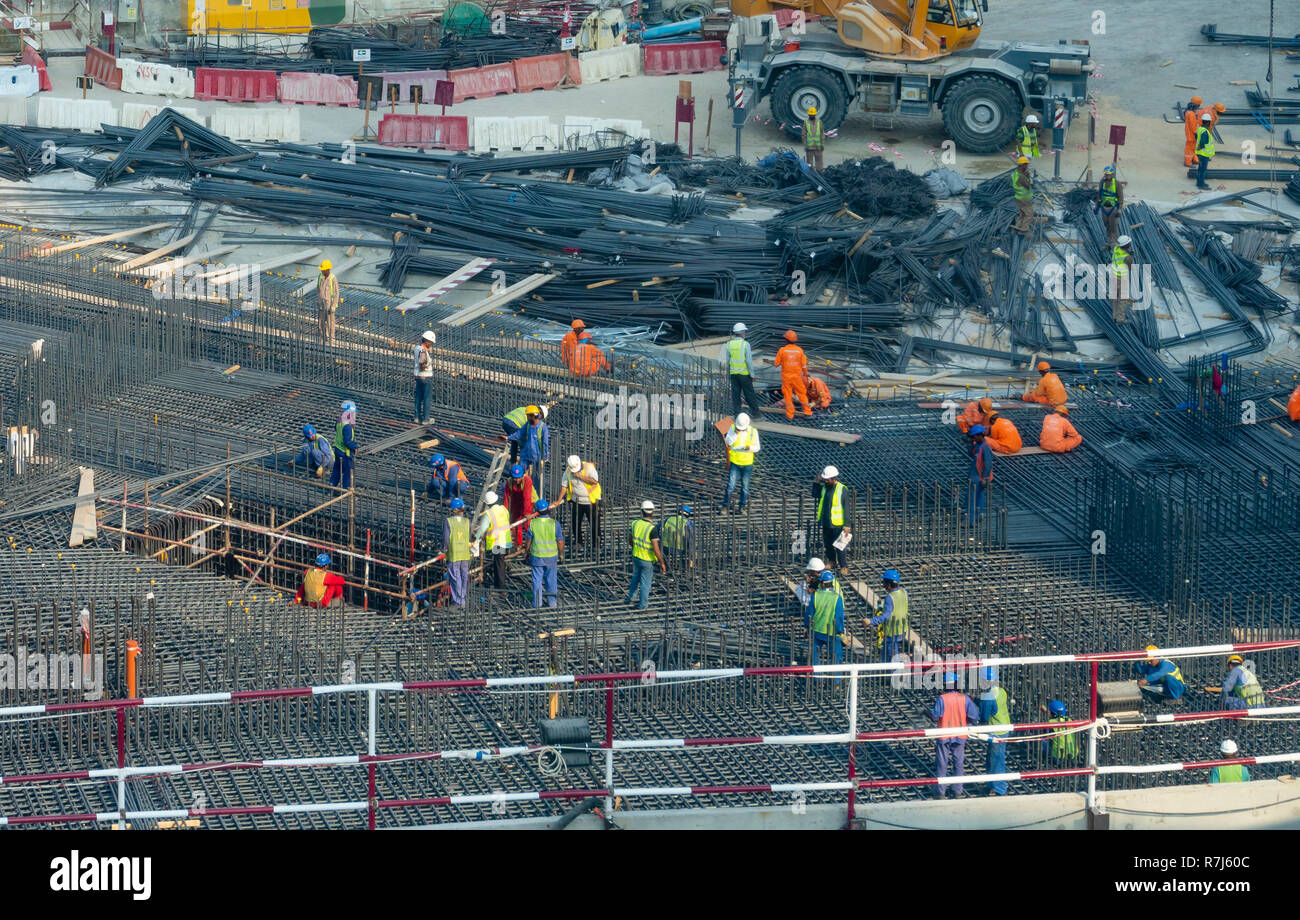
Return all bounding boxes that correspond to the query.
[641,17,702,40]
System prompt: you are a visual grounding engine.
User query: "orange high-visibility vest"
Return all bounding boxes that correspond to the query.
[938,692,970,736]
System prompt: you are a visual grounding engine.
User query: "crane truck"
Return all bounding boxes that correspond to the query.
[729,0,1095,153]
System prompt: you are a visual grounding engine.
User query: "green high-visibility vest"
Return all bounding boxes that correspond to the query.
[812,588,839,636]
[804,117,823,150]
[883,587,909,638]
[1012,170,1033,201]
[1234,669,1265,706]
[1016,125,1040,157]
[816,482,845,527]
[1049,716,1078,760]
[631,519,656,562]
[485,504,511,550]
[1100,175,1118,207]
[528,516,558,558]
[1212,764,1246,783]
[504,406,528,428]
[726,338,750,375]
[1112,245,1129,278]
[1196,126,1215,158]
[333,419,355,457]
[985,686,1010,725]
[661,514,688,551]
[446,515,471,563]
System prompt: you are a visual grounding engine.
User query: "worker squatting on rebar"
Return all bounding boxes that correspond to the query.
[426,454,468,503]
[295,553,344,608]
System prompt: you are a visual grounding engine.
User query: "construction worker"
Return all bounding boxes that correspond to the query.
[414,330,435,424]
[426,454,468,503]
[866,568,909,662]
[512,406,550,489]
[957,396,993,434]
[1022,360,1066,409]
[504,463,538,546]
[813,465,849,573]
[331,400,358,489]
[774,330,813,420]
[1015,113,1041,159]
[472,490,512,589]
[1288,384,1300,422]
[802,105,824,171]
[524,499,564,609]
[967,425,993,522]
[294,553,345,607]
[1194,111,1215,190]
[722,412,759,512]
[978,667,1011,795]
[930,672,980,798]
[804,570,845,664]
[560,454,601,550]
[572,339,611,378]
[442,498,471,606]
[1220,655,1265,710]
[1011,155,1034,236]
[1210,740,1250,783]
[1111,233,1134,323]
[660,504,694,568]
[625,500,666,609]
[984,409,1022,454]
[287,424,334,479]
[560,319,590,370]
[1181,95,1203,166]
[805,372,832,411]
[502,404,531,464]
[1095,163,1124,243]
[721,322,761,417]
[1043,699,1079,762]
[317,259,339,345]
[801,557,842,606]
[1039,406,1082,453]
[1198,100,1226,130]
[1135,645,1186,702]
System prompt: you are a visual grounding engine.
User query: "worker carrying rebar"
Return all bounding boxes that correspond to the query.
[800,557,842,605]
[1095,164,1124,243]
[957,396,993,434]
[442,497,471,606]
[813,465,850,574]
[722,412,759,512]
[804,570,845,665]
[866,568,909,662]
[1042,699,1078,763]
[473,490,512,589]
[505,463,538,546]
[1022,360,1066,409]
[511,406,550,490]
[1011,156,1034,236]
[414,330,436,425]
[722,323,762,417]
[561,454,601,551]
[966,425,993,523]
[1015,113,1041,159]
[978,667,1011,795]
[295,553,345,608]
[983,409,1023,454]
[1110,234,1134,324]
[572,339,611,378]
[805,372,832,411]
[525,499,564,609]
[1039,406,1082,453]
[803,105,825,172]
[287,424,334,479]
[1220,655,1265,711]
[660,504,694,568]
[317,260,339,346]
[561,319,591,369]
[1210,740,1250,783]
[1135,646,1186,702]
[625,500,666,609]
[426,454,468,503]
[930,672,980,799]
[331,400,358,490]
[774,329,813,420]
[1288,384,1300,422]
[1194,112,1215,191]
[1181,95,1203,167]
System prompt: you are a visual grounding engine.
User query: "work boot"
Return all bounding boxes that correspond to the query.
[839,566,850,577]
[803,410,813,417]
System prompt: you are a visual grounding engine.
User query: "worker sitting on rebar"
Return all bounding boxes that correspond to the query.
[426,454,468,503]
[571,339,611,378]
[957,396,993,434]
[1022,361,1066,408]
[1042,700,1079,763]
[286,424,335,479]
[1095,164,1124,243]
[1134,646,1186,702]
[984,409,1023,454]
[1219,655,1265,711]
[805,372,832,411]
[294,553,345,608]
[804,571,845,665]
[560,319,591,370]
[1039,406,1082,453]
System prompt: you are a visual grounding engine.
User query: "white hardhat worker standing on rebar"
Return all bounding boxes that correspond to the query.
[625,500,666,609]
[561,453,601,552]
[1015,113,1041,160]
[722,412,759,513]
[813,465,849,575]
[414,330,436,424]
[473,490,513,589]
[721,323,761,417]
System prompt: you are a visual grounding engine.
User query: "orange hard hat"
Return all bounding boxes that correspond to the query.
[1190,96,1203,106]
[1056,406,1070,416]
[784,329,798,342]
[978,397,993,413]
[1037,361,1050,373]
[1214,102,1225,112]
[571,319,585,330]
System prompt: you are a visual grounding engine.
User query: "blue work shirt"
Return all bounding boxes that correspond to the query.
[930,693,981,726]
[969,440,994,482]
[803,592,845,636]
[293,435,334,469]
[512,421,550,465]
[867,591,898,628]
[1134,660,1185,699]
[525,517,564,561]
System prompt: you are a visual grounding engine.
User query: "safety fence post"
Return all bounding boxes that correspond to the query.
[368,688,377,830]
[846,671,859,828]
[605,679,616,816]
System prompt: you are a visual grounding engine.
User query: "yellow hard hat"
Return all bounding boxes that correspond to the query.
[807,106,817,116]
[320,260,332,271]
[1145,645,1159,654]
[1016,156,1030,165]
[1227,654,1243,665]
[525,405,540,415]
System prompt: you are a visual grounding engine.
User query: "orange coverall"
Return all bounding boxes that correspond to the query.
[1040,413,1083,453]
[572,341,610,377]
[806,374,832,409]
[984,414,1023,454]
[956,400,990,434]
[773,343,812,418]
[1288,385,1300,422]
[1183,107,1200,166]
[561,329,591,370]
[1023,373,1066,408]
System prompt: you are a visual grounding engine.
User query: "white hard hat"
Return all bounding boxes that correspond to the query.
[732,322,747,334]
[1116,234,1132,247]
[540,405,549,419]
[567,454,581,471]
[735,413,750,429]
[1201,112,1213,121]
[421,330,436,343]
[823,465,838,479]
[484,490,499,505]
[1220,739,1238,755]
[806,557,825,572]
[641,500,656,512]
[1025,114,1039,124]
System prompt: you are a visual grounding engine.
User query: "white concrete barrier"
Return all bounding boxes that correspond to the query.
[0,95,27,125]
[121,103,205,130]
[577,45,642,83]
[562,115,648,148]
[36,97,117,133]
[471,115,559,152]
[118,59,196,98]
[209,105,301,143]
[0,65,40,98]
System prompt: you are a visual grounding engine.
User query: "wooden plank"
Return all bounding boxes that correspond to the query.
[442,273,555,327]
[134,246,239,278]
[1000,445,1051,456]
[35,222,173,256]
[117,232,197,271]
[69,466,96,547]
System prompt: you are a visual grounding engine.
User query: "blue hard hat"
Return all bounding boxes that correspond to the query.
[430,453,446,468]
[882,569,901,583]
[535,499,550,512]
[510,464,525,478]
[968,424,986,436]
[819,570,835,583]
[341,400,356,413]
[1049,699,1067,717]
[302,424,315,439]
[449,497,465,511]
[981,666,998,683]
[680,504,693,515]
[943,672,959,685]
[316,552,331,567]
